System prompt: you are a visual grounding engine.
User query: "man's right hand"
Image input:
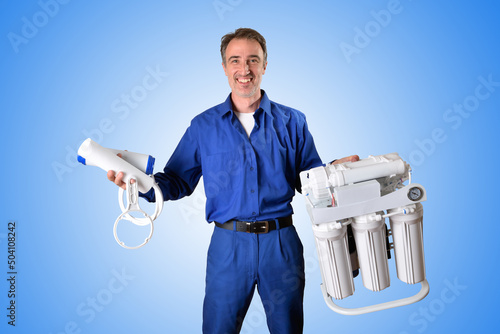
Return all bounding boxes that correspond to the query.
[107,153,135,190]
[107,170,128,190]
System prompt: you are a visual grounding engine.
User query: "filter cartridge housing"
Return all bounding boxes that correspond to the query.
[388,203,426,284]
[351,212,390,292]
[312,223,355,300]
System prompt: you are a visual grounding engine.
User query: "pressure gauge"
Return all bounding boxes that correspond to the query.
[408,186,423,201]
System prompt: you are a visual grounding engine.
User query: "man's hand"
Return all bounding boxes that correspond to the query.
[107,170,128,190]
[106,153,135,190]
[331,155,360,165]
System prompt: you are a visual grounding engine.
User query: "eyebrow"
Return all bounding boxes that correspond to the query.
[228,55,261,61]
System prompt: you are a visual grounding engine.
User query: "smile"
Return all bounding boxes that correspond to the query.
[237,77,252,83]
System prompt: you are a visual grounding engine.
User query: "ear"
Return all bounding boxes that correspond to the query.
[262,61,268,74]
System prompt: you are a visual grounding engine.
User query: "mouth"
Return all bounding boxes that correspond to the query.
[236,77,253,84]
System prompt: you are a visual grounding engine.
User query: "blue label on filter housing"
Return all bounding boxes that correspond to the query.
[77,155,86,165]
[146,155,155,175]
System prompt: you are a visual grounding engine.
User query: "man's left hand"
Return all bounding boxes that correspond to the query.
[332,155,360,165]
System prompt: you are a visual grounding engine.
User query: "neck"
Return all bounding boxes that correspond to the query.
[231,90,262,113]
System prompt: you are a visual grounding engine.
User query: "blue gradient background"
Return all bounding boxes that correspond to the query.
[1,1,499,333]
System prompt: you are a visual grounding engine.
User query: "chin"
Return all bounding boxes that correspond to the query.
[234,87,259,98]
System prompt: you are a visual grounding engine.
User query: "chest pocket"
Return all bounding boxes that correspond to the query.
[202,150,244,198]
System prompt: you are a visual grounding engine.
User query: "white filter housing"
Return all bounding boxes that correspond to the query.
[389,204,426,284]
[77,138,155,194]
[78,138,155,175]
[312,223,355,300]
[351,212,390,292]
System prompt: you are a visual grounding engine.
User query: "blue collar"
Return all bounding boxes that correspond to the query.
[217,90,272,118]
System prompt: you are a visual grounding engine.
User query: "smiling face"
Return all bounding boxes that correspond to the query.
[222,38,267,100]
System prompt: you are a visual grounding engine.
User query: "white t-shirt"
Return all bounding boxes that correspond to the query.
[234,111,255,138]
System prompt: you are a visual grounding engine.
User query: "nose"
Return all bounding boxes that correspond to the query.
[240,61,250,75]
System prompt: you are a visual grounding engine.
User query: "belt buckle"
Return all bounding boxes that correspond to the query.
[247,221,269,234]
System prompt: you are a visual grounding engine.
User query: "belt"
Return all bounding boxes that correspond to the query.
[214,216,293,234]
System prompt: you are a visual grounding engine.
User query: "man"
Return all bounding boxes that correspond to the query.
[109,28,358,333]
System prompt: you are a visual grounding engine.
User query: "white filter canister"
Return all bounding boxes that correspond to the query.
[77,138,155,193]
[312,223,355,300]
[351,213,390,292]
[388,203,426,284]
[107,148,155,175]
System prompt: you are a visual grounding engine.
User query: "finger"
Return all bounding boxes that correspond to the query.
[349,155,360,162]
[114,172,126,189]
[332,157,349,165]
[332,155,360,165]
[117,172,134,190]
[107,170,116,182]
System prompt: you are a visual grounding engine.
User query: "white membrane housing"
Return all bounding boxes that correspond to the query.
[388,203,426,284]
[328,153,407,188]
[351,212,390,292]
[312,222,355,300]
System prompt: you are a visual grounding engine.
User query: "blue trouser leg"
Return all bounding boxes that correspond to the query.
[203,227,257,333]
[257,226,305,333]
[202,225,305,334]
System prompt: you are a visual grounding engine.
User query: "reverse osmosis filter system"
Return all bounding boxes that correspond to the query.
[300,153,429,315]
[78,138,163,249]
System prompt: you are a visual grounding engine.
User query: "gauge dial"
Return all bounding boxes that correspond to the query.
[408,186,423,201]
